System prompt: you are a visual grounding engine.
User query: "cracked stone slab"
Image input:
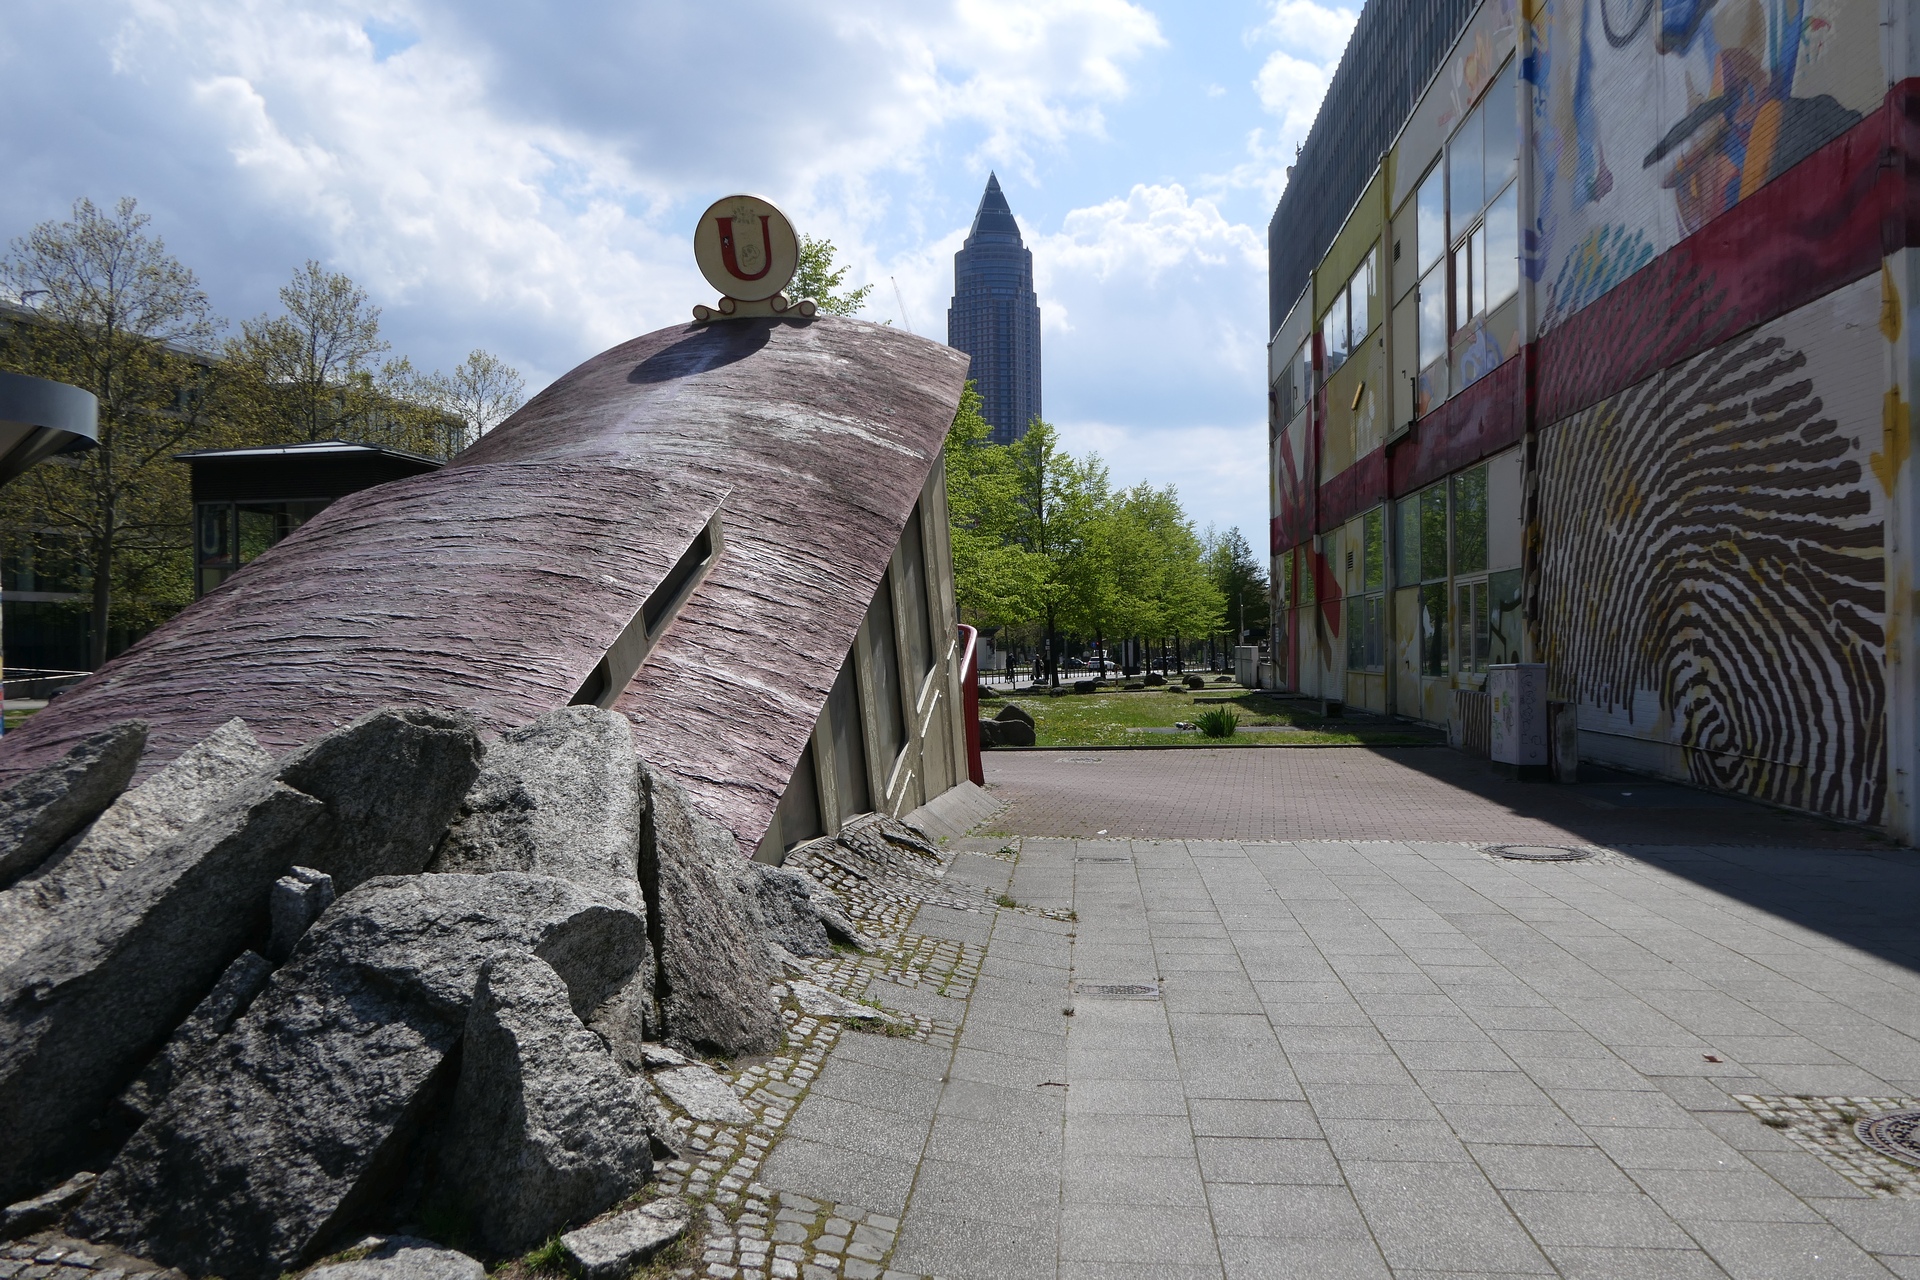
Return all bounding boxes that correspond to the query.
[787,980,903,1026]
[560,1200,690,1280]
[655,1063,755,1125]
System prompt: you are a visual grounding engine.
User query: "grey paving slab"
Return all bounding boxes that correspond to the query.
[767,827,1920,1278]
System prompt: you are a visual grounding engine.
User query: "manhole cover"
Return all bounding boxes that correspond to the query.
[1488,844,1594,862]
[1072,981,1160,999]
[1856,1110,1920,1167]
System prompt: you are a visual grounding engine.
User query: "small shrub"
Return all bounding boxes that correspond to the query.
[994,892,1019,909]
[1197,709,1240,738]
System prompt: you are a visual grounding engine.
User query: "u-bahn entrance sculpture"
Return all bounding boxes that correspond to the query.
[0,198,976,860]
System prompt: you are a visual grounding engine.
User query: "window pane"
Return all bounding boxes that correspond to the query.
[1321,303,1347,373]
[197,503,233,568]
[1367,594,1384,669]
[1346,597,1365,670]
[1299,546,1317,606]
[1452,238,1471,333]
[1488,568,1524,664]
[1349,275,1368,346]
[1456,583,1473,677]
[1482,59,1518,196]
[1420,582,1449,676]
[1453,465,1488,574]
[1416,164,1446,274]
[1470,224,1487,318]
[1419,265,1447,368]
[237,507,279,564]
[1419,485,1448,580]
[1395,499,1420,585]
[1448,106,1484,233]
[1473,580,1491,673]
[1363,508,1384,590]
[1485,182,1519,308]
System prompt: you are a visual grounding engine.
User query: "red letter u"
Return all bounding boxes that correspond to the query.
[715,215,773,281]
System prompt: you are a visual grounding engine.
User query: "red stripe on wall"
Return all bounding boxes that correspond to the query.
[1313,353,1522,533]
[1536,79,1911,424]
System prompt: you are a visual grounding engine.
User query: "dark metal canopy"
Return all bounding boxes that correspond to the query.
[0,371,98,485]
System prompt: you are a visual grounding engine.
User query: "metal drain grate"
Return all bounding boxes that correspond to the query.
[1075,856,1131,863]
[1072,981,1160,999]
[1857,1110,1920,1168]
[1488,844,1594,862]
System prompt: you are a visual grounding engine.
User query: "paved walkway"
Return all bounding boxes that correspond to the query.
[760,752,1920,1280]
[981,748,1887,848]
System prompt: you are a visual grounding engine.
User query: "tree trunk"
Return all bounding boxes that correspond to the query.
[88,517,114,670]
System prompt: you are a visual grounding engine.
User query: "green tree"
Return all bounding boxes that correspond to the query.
[945,387,1225,679]
[1108,484,1221,669]
[228,263,501,458]
[0,197,227,665]
[1206,525,1269,646]
[426,348,527,443]
[787,234,872,316]
[944,382,1045,628]
[227,260,388,443]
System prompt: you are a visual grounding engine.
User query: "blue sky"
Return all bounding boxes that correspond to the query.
[0,0,1356,544]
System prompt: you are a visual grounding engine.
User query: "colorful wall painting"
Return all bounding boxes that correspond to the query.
[1529,0,1879,331]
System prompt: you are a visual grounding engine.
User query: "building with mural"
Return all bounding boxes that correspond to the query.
[948,174,1043,445]
[1267,0,1920,840]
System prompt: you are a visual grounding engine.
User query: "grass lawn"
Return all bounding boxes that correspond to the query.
[981,685,1443,748]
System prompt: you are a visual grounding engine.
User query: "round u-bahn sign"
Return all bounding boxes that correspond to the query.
[693,195,799,302]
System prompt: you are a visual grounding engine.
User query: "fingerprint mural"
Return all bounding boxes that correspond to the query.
[1530,0,1878,330]
[1535,278,1887,821]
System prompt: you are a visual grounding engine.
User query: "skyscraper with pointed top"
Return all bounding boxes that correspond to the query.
[947,173,1041,445]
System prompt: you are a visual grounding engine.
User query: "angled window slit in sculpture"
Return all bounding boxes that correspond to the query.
[572,512,726,710]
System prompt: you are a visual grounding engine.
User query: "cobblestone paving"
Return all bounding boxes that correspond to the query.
[646,818,1050,1279]
[1729,1097,1920,1198]
[0,1235,184,1280]
[761,825,1920,1280]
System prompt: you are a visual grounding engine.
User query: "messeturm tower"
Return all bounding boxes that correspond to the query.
[947,174,1041,444]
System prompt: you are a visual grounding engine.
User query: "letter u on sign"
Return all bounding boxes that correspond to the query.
[692,195,798,303]
[715,216,773,281]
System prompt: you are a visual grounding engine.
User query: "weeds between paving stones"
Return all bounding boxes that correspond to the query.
[546,820,1059,1278]
[1734,1095,1920,1198]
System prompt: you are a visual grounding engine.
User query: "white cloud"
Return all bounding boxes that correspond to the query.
[1057,418,1270,543]
[1039,183,1266,289]
[5,0,1162,385]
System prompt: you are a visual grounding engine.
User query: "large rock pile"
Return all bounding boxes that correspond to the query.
[0,703,857,1279]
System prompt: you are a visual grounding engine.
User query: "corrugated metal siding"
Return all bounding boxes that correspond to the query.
[1267,0,1478,336]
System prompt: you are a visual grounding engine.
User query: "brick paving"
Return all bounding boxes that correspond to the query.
[756,750,1920,1279]
[981,747,1887,848]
